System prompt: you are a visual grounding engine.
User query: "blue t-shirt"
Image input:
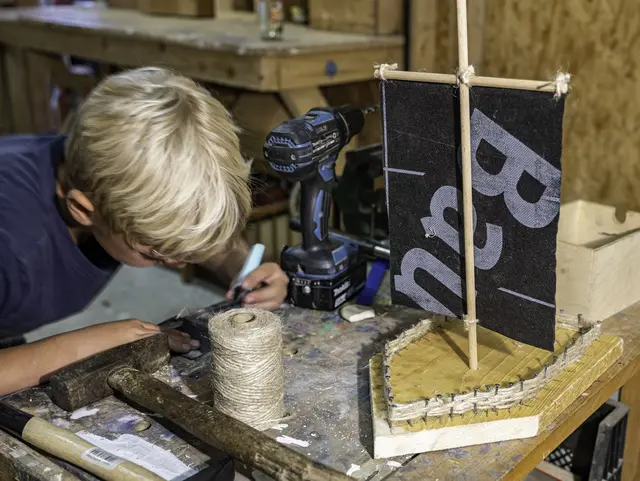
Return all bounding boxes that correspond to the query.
[0,135,119,337]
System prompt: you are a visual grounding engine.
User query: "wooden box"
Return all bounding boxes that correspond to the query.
[556,200,640,322]
[309,0,404,35]
[137,0,214,17]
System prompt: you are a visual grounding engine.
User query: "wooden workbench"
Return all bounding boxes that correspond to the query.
[0,3,400,282]
[1,274,639,481]
[0,4,403,133]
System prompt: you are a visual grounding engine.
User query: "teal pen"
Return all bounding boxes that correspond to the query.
[233,243,265,290]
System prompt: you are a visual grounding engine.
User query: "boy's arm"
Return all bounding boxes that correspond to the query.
[0,320,197,397]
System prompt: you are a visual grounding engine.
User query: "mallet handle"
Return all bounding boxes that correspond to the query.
[108,367,351,481]
[21,418,163,481]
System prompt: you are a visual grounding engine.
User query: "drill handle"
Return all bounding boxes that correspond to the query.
[300,162,335,251]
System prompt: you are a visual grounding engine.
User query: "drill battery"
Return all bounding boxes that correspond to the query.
[280,240,367,311]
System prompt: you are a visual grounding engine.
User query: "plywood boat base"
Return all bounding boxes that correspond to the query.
[369,325,623,458]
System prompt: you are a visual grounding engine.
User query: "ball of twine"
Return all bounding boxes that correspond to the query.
[209,308,285,431]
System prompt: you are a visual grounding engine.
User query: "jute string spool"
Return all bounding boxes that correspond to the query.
[209,308,285,431]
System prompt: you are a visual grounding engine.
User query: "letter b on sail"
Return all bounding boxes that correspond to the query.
[470,109,561,229]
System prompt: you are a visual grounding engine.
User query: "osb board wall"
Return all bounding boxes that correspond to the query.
[408,0,486,74]
[479,1,640,212]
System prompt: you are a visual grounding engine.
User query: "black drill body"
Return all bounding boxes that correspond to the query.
[264,106,368,310]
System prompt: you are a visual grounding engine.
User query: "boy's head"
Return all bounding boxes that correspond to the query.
[58,67,251,267]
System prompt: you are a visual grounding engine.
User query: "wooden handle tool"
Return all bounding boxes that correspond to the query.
[51,335,349,479]
[0,401,164,481]
[108,367,352,481]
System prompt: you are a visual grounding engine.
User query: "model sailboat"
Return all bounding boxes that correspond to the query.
[368,0,623,458]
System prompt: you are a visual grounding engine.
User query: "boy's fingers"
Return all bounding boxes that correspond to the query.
[168,337,191,353]
[164,331,199,353]
[244,283,280,305]
[160,327,185,337]
[247,300,281,311]
[137,322,161,334]
[240,267,269,290]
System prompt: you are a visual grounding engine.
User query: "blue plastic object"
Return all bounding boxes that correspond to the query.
[357,258,389,306]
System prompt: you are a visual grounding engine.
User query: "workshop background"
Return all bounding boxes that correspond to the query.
[0,1,638,480]
[0,0,634,341]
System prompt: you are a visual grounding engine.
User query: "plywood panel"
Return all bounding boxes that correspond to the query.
[309,0,404,35]
[481,1,640,211]
[137,0,214,17]
[407,0,485,73]
[389,323,577,403]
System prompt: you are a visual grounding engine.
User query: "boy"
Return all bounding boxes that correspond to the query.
[0,67,288,396]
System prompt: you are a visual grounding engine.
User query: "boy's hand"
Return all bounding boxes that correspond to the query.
[0,319,200,397]
[119,320,200,353]
[225,262,288,310]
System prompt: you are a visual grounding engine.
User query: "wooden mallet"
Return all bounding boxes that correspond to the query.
[50,334,350,481]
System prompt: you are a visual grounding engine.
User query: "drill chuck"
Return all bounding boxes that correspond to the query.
[333,105,365,145]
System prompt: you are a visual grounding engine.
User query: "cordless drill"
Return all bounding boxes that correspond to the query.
[264,105,372,310]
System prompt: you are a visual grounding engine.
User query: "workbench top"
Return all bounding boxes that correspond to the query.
[2,274,640,480]
[0,4,403,91]
[0,4,403,57]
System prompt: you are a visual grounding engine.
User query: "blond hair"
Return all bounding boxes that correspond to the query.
[62,67,251,263]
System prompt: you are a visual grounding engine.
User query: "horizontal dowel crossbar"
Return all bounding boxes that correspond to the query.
[375,69,559,93]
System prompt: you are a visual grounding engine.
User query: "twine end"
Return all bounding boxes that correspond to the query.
[552,71,571,98]
[375,63,398,81]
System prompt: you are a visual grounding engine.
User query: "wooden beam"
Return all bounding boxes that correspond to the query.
[137,0,215,17]
[25,51,53,133]
[278,46,403,90]
[0,47,10,134]
[3,47,33,133]
[214,0,235,13]
[45,55,99,93]
[279,87,327,117]
[0,24,280,91]
[621,372,640,481]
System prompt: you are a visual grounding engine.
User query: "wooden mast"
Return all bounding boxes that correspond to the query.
[456,0,478,370]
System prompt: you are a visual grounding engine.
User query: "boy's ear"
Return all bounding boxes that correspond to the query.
[65,189,95,227]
